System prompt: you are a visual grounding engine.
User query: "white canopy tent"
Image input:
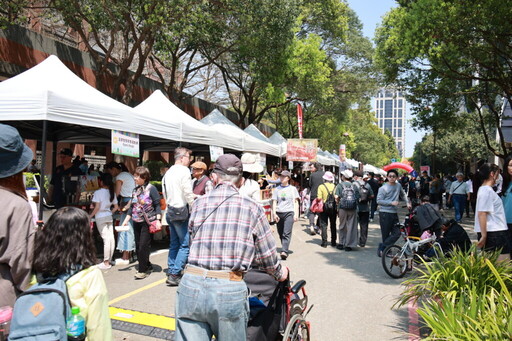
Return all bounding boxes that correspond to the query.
[134,90,240,150]
[201,110,281,156]
[269,131,287,157]
[0,55,169,142]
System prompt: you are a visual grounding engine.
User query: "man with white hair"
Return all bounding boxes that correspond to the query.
[335,169,360,251]
[448,172,471,223]
[176,154,287,341]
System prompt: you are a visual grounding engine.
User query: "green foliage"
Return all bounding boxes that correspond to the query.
[0,0,29,28]
[143,160,165,182]
[149,181,162,192]
[374,0,512,158]
[396,247,512,339]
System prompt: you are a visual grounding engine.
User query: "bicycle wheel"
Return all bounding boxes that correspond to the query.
[382,244,408,278]
[283,314,310,341]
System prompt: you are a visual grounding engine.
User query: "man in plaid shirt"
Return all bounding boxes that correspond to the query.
[175,154,287,341]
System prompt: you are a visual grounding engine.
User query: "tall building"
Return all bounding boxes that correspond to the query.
[374,89,406,157]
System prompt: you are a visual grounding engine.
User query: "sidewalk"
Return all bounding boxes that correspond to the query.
[102,206,477,340]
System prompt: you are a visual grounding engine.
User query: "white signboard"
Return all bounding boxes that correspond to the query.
[112,130,139,158]
[288,161,293,170]
[209,146,224,162]
[258,153,266,167]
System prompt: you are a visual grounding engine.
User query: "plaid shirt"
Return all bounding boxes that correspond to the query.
[188,183,283,280]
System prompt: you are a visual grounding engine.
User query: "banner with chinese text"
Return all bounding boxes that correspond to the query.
[286,139,318,162]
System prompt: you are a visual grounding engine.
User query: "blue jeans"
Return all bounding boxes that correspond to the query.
[452,195,466,222]
[175,271,249,341]
[167,214,190,276]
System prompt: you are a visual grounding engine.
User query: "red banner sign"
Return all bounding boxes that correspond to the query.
[286,139,318,162]
[297,103,303,139]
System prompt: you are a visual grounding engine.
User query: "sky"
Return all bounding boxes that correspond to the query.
[345,0,425,158]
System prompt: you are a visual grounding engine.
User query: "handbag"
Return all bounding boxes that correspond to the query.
[167,205,189,222]
[310,197,324,213]
[142,209,161,234]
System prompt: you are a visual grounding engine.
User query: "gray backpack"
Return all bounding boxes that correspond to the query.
[339,183,357,210]
[10,272,77,341]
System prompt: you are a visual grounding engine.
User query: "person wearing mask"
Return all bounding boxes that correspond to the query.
[48,148,83,208]
[106,161,136,265]
[354,172,374,248]
[272,170,300,260]
[308,162,325,235]
[239,153,263,202]
[367,172,380,222]
[191,161,213,196]
[175,154,287,341]
[317,171,337,248]
[475,163,510,262]
[376,169,411,257]
[163,148,196,286]
[0,124,36,308]
[448,172,471,223]
[335,169,360,251]
[122,167,162,279]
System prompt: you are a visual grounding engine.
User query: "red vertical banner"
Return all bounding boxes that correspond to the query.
[297,103,303,139]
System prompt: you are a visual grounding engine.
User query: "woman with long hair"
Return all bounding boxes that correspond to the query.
[501,154,512,257]
[122,166,162,280]
[90,173,118,270]
[0,124,36,308]
[475,163,510,262]
[33,207,112,340]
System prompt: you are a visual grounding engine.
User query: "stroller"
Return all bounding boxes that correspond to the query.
[245,269,312,341]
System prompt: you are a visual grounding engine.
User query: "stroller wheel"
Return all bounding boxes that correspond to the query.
[283,314,310,341]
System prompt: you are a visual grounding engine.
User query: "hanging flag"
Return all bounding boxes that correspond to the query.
[297,103,303,139]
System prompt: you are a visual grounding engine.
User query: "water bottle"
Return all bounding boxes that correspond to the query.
[66,306,86,341]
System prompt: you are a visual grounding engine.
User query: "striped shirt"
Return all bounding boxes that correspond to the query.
[188,183,283,280]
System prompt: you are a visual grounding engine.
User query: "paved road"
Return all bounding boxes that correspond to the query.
[103,206,476,340]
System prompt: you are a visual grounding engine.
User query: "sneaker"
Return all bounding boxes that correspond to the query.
[314,227,320,235]
[309,226,316,235]
[166,274,181,286]
[344,247,353,251]
[280,252,288,260]
[336,245,344,250]
[321,242,328,248]
[97,262,112,270]
[331,241,337,247]
[134,271,149,280]
[115,258,129,265]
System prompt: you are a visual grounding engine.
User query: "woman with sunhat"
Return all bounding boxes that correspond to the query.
[0,124,37,308]
[239,152,263,202]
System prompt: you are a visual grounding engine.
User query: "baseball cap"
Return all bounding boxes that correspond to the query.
[213,154,243,175]
[279,170,292,178]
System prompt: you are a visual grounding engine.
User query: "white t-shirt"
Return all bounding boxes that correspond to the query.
[239,178,261,202]
[163,165,195,208]
[474,185,507,233]
[92,188,118,218]
[116,172,136,198]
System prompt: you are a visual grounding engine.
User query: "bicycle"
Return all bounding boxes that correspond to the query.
[381,223,443,278]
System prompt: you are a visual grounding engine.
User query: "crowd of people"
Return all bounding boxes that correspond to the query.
[2,119,512,340]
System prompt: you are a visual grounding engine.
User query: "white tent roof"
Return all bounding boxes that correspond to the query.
[0,55,166,140]
[244,124,270,143]
[201,110,281,156]
[134,90,235,148]
[268,131,287,157]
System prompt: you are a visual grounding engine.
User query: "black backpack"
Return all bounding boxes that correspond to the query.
[322,184,336,214]
[359,184,370,203]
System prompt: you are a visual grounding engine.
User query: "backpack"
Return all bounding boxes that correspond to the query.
[10,272,77,341]
[339,183,357,210]
[359,184,370,203]
[322,184,336,214]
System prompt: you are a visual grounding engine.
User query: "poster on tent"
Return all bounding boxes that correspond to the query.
[258,153,266,168]
[112,130,140,158]
[286,139,318,162]
[209,146,224,162]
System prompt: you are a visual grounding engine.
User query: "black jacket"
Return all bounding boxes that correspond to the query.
[309,170,325,199]
[439,222,471,252]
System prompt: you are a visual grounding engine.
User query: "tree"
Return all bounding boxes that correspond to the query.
[375,0,512,159]
[49,0,170,104]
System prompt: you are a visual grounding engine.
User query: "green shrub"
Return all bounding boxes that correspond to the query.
[143,161,165,182]
[396,245,512,307]
[417,261,512,340]
[150,181,162,192]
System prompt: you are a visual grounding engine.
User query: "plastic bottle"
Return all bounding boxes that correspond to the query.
[66,306,86,341]
[0,306,13,341]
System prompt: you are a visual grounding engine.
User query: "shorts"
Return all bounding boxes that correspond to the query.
[477,230,511,254]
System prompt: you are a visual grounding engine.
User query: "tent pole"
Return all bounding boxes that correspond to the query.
[38,120,48,221]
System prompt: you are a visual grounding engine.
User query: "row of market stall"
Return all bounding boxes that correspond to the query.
[0,55,386,217]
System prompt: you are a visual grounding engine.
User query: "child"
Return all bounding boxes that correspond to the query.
[33,207,113,340]
[90,173,118,270]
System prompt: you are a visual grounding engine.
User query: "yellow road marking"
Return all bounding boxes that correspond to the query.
[109,307,175,330]
[108,278,166,305]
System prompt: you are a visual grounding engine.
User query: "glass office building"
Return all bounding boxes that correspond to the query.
[374,89,406,158]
